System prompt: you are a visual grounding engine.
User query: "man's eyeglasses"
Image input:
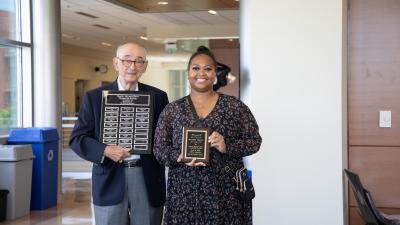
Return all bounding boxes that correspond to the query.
[117,57,147,68]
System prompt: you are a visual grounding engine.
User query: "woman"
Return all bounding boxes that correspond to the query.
[153,47,262,225]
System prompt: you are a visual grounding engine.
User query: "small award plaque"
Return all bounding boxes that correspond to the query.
[181,127,210,163]
[99,90,154,154]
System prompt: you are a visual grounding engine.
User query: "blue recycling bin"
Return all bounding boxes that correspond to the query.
[7,127,59,210]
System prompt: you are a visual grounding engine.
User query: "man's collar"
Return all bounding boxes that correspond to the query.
[117,77,138,91]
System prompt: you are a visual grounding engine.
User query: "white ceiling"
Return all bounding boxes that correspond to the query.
[61,0,239,56]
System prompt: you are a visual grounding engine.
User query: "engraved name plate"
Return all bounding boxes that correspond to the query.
[181,127,210,163]
[100,90,154,154]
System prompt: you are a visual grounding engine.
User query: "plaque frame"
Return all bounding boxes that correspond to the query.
[181,127,210,163]
[99,90,154,154]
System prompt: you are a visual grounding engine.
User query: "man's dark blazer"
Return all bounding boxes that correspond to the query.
[69,81,168,207]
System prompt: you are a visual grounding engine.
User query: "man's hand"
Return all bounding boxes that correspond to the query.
[104,145,131,162]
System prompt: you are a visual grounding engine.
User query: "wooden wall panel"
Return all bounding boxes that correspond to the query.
[349,207,365,225]
[348,0,400,146]
[348,1,400,224]
[210,39,240,98]
[349,146,400,208]
[349,207,400,225]
[117,0,238,13]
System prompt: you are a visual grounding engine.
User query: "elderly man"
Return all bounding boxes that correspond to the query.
[69,43,168,225]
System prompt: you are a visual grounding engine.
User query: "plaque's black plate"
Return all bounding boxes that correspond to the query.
[100,90,154,154]
[181,127,210,163]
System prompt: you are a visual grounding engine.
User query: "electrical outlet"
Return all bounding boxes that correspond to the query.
[379,110,391,128]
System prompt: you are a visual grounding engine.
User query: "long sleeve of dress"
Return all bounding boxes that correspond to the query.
[225,101,262,158]
[154,104,181,167]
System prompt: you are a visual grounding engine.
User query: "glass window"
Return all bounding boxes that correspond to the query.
[0,46,19,131]
[0,0,17,41]
[0,0,31,135]
[169,70,190,101]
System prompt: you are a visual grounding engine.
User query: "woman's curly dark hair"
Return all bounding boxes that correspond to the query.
[187,46,217,70]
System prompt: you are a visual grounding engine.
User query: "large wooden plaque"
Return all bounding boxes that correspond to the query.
[100,90,154,154]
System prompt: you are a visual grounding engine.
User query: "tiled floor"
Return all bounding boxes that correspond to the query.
[1,172,94,225]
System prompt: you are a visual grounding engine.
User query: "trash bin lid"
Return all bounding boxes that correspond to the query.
[0,145,34,161]
[8,127,59,143]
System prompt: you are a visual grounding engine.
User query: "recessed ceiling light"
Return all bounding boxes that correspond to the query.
[101,42,112,47]
[62,33,80,40]
[140,36,148,40]
[235,0,239,2]
[62,33,74,39]
[208,10,217,15]
[158,1,168,5]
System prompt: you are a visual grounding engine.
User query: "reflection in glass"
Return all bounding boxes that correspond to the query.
[0,0,17,40]
[0,46,19,130]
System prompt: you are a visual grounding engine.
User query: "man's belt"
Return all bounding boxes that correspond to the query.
[123,159,142,168]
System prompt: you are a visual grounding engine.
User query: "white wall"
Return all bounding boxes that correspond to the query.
[241,1,347,225]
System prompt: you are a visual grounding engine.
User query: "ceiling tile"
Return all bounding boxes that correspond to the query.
[61,0,239,53]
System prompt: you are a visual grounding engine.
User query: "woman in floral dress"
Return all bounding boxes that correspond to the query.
[153,47,262,225]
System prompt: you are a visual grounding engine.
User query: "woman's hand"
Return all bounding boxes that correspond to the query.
[177,153,206,167]
[208,131,226,153]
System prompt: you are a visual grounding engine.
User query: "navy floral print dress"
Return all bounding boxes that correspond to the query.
[154,94,262,225]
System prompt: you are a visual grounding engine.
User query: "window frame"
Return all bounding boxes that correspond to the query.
[0,0,32,135]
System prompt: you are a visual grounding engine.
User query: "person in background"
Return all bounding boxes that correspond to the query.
[69,43,169,225]
[153,46,262,225]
